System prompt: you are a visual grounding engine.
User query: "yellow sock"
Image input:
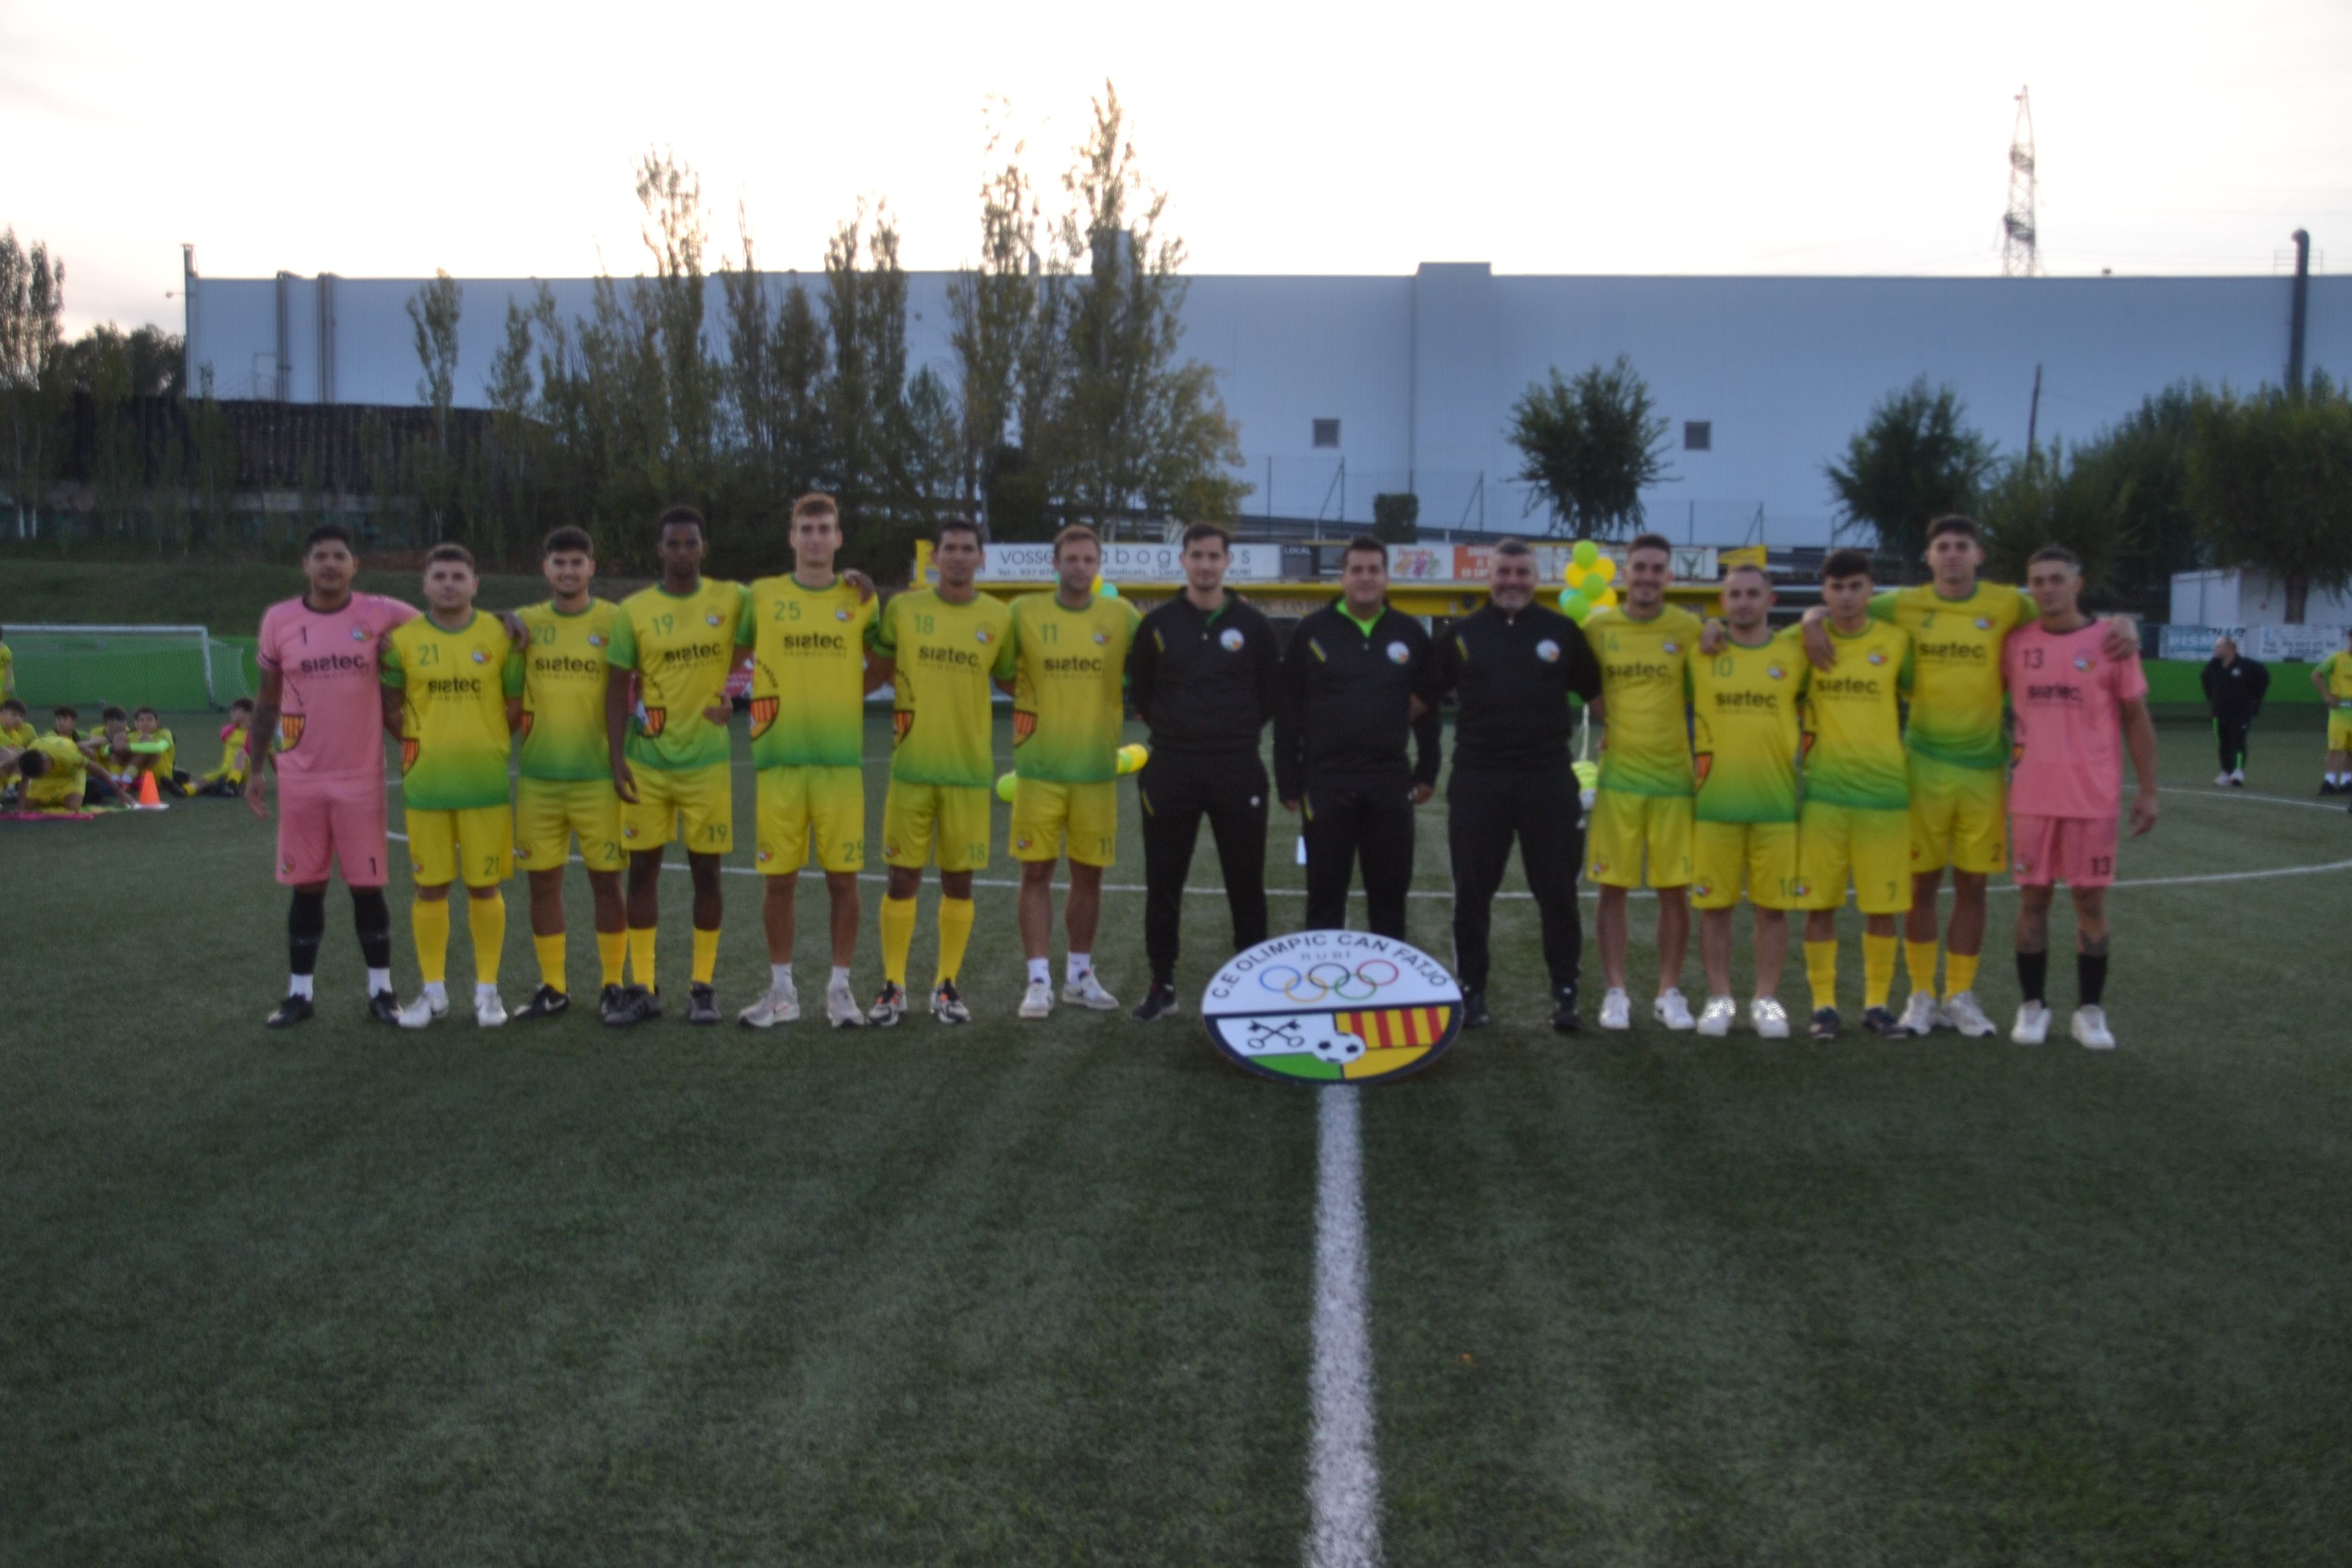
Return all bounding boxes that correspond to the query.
[596,930,627,989]
[1863,933,1897,1012]
[1804,939,1838,1013]
[534,932,568,994]
[413,898,451,987]
[468,891,506,987]
[880,896,917,987]
[1904,940,1940,998]
[691,926,719,986]
[628,926,657,992]
[934,896,975,988]
[1944,950,1980,1001]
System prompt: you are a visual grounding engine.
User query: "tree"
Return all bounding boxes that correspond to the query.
[0,229,67,538]
[1824,378,1996,574]
[2188,376,2352,623]
[720,218,830,537]
[1977,442,2136,602]
[2074,383,2202,613]
[1506,355,1673,539]
[406,270,463,540]
[947,120,1042,510]
[821,202,919,530]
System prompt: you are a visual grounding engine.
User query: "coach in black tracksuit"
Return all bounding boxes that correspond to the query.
[1276,538,1441,941]
[2200,636,2268,783]
[1425,541,1603,1030]
[1126,523,1284,1019]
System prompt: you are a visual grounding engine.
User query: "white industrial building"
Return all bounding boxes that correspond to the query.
[182,256,2347,544]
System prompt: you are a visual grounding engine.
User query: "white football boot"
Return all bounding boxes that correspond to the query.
[826,977,866,1029]
[396,987,449,1030]
[2071,1006,2117,1050]
[737,978,802,1028]
[1943,990,1998,1039]
[474,986,507,1028]
[1018,978,1056,1019]
[1652,988,1696,1031]
[1749,997,1791,1039]
[1062,972,1121,1011]
[1899,989,1940,1037]
[2213,771,2234,787]
[1597,988,1633,1031]
[1695,996,1737,1037]
[2011,1000,2052,1045]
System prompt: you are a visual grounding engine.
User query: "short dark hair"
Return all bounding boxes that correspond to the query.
[656,504,706,538]
[16,749,48,780]
[1343,535,1388,564]
[0,698,23,715]
[302,523,355,555]
[2028,544,2082,571]
[101,705,127,723]
[1820,548,1874,584]
[230,698,255,714]
[425,542,476,571]
[935,517,983,548]
[1627,532,1673,559]
[133,706,158,721]
[791,493,840,525]
[542,526,594,557]
[52,705,76,720]
[1181,521,1232,551]
[1492,538,1533,559]
[1927,514,1982,544]
[1051,523,1100,561]
[1723,561,1771,585]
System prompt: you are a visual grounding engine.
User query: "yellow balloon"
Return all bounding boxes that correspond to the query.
[1597,587,1620,608]
[1565,564,1588,589]
[1116,742,1149,776]
[1595,555,1618,583]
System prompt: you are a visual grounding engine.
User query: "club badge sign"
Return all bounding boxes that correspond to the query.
[1201,931,1463,1085]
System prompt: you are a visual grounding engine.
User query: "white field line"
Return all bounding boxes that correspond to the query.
[1306,1084,1382,1568]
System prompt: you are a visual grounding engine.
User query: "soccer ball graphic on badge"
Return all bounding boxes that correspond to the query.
[1201,933,1463,1085]
[1220,628,1245,652]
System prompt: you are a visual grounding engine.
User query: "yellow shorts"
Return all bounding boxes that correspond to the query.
[514,777,625,874]
[621,762,733,855]
[883,780,992,872]
[1691,820,1801,910]
[1908,753,2008,876]
[1799,800,1912,914]
[407,804,514,888]
[1010,777,1118,867]
[1585,790,1694,889]
[2329,712,2352,751]
[756,765,865,874]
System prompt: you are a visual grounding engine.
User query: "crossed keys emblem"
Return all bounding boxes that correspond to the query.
[1237,1016,1365,1064]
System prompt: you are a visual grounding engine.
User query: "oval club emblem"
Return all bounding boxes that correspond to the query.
[1535,638,1561,663]
[1201,932,1463,1085]
[1385,642,1410,665]
[1220,627,1245,652]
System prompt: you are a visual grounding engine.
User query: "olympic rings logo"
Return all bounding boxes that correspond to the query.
[1258,960,1401,1003]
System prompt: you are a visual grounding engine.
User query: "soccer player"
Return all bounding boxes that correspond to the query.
[1767,514,2136,1039]
[1584,532,1701,1032]
[0,699,32,753]
[2312,627,2352,795]
[866,517,1016,1026]
[1007,525,1141,1019]
[2004,545,2159,1048]
[0,623,12,701]
[1276,536,1441,941]
[1688,563,1807,1039]
[126,706,185,794]
[1425,538,1602,1032]
[510,527,629,1022]
[2201,636,2268,787]
[191,698,255,796]
[604,506,747,1026]
[736,493,885,1030]
[8,732,92,811]
[381,544,522,1028]
[1797,549,1915,1039]
[1126,521,1282,1022]
[248,522,417,1027]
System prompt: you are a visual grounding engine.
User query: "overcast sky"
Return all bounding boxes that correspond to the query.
[6,0,2347,336]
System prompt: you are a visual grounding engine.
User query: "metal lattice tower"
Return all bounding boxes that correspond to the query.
[2002,87,2041,277]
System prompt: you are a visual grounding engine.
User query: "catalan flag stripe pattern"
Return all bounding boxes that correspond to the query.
[1334,1007,1452,1049]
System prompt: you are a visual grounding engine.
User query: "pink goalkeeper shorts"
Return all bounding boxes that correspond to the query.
[2009,814,2119,889]
[277,775,391,887]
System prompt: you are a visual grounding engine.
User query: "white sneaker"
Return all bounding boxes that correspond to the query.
[2071,1005,2117,1050]
[474,989,507,1028]
[1018,978,1055,1019]
[1695,996,1736,1037]
[2229,770,2246,787]
[1749,997,1791,1039]
[2011,1001,2051,1045]
[1943,990,1997,1039]
[826,979,866,1029]
[1652,988,1695,1031]
[1899,989,1940,1036]
[1062,972,1120,1011]
[1598,988,1632,1031]
[395,991,448,1030]
[737,983,800,1028]
[2214,771,2234,787]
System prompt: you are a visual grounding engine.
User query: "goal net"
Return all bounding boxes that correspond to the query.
[7,624,256,713]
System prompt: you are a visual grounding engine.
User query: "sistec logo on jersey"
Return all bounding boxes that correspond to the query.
[1200,931,1463,1085]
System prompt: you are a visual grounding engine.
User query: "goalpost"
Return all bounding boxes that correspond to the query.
[6,624,256,713]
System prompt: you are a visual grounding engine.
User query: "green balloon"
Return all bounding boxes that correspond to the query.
[1563,597,1591,623]
[1578,574,1607,601]
[995,770,1017,803]
[1558,588,1576,612]
[1572,540,1601,567]
[1100,581,1120,598]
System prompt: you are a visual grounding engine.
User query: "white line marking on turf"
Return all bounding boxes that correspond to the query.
[1307,1084,1382,1568]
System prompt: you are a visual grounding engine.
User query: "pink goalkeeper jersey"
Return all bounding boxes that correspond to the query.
[255,593,418,781]
[2004,619,2148,820]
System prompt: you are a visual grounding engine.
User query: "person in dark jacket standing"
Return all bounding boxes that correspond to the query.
[2200,635,2268,787]
[1277,537,1442,940]
[1125,523,1284,1021]
[1425,540,1603,1030]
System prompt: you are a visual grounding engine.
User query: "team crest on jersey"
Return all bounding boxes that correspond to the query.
[515,845,532,863]
[2074,656,2095,672]
[349,626,368,640]
[280,855,295,874]
[975,627,993,644]
[705,612,723,626]
[1693,880,1713,898]
[1385,642,1409,664]
[835,608,851,622]
[756,849,772,864]
[588,634,606,647]
[1094,630,1108,644]
[471,649,488,664]
[1768,665,1787,680]
[1867,651,1887,666]
[1536,639,1561,663]
[1975,617,1993,630]
[749,696,779,738]
[1220,628,1245,652]
[1016,834,1033,851]
[623,823,639,839]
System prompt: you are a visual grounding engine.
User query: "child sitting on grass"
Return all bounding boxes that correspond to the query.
[189,698,255,797]
[0,700,30,807]
[127,706,189,796]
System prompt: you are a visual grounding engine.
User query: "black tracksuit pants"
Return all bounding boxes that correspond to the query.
[1446,764,1585,995]
[2215,717,2252,774]
[1301,771,1418,939]
[1139,751,1271,983]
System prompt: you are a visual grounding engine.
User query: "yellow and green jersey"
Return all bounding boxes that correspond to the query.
[875,587,1015,788]
[605,579,746,772]
[2317,651,2352,710]
[516,598,619,782]
[1588,603,1702,797]
[212,725,248,780]
[1867,580,2034,770]
[22,732,86,805]
[380,612,520,811]
[129,728,177,774]
[0,640,13,698]
[2,720,35,752]
[738,575,877,770]
[1801,619,1913,810]
[1011,591,1140,783]
[1690,627,1807,823]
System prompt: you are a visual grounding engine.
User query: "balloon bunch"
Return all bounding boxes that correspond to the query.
[1090,575,1120,598]
[1556,540,1620,622]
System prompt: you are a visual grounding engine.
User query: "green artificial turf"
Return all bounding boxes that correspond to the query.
[3,717,2347,1565]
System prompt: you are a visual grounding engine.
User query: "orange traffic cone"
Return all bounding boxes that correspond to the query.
[135,770,167,810]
